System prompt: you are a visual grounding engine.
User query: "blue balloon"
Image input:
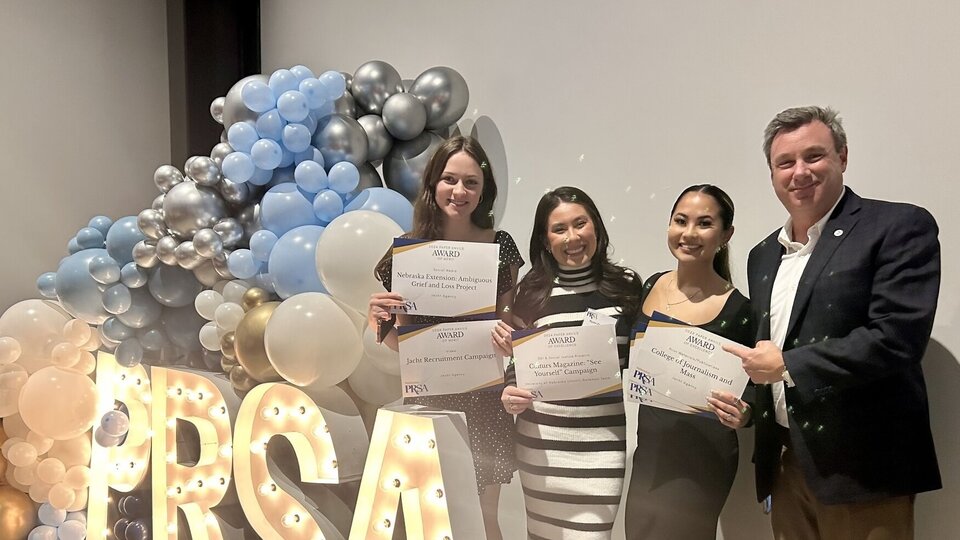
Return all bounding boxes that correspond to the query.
[161,304,205,351]
[36,272,57,298]
[28,525,58,540]
[87,215,114,236]
[278,148,295,168]
[260,183,319,236]
[227,249,259,279]
[105,216,146,266]
[282,123,311,153]
[248,166,274,186]
[268,69,299,96]
[328,162,360,194]
[301,111,319,134]
[221,151,255,183]
[67,237,82,254]
[89,255,121,284]
[137,325,167,351]
[116,286,163,329]
[253,271,276,294]
[313,190,344,223]
[94,426,122,446]
[345,187,414,231]
[294,160,328,193]
[251,138,283,170]
[76,227,105,249]
[120,262,148,288]
[299,78,326,109]
[240,80,276,113]
[102,317,135,341]
[277,90,309,122]
[56,520,87,540]
[256,109,286,141]
[268,225,327,298]
[116,338,143,367]
[38,503,66,526]
[294,146,324,168]
[147,264,203,307]
[289,65,316,82]
[101,410,131,437]
[318,70,347,100]
[102,283,132,315]
[249,230,279,262]
[268,166,296,187]
[55,248,111,324]
[113,518,131,539]
[228,121,259,152]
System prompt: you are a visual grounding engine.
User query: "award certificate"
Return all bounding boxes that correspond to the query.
[391,238,500,317]
[512,324,621,401]
[624,321,697,413]
[398,319,503,397]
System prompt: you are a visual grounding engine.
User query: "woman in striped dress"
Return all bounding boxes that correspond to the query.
[494,186,643,539]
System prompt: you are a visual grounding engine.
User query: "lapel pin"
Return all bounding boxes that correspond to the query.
[833,229,843,237]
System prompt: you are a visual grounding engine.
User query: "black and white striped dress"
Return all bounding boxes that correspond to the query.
[505,265,632,539]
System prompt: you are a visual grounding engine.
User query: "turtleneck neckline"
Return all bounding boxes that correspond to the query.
[555,264,596,287]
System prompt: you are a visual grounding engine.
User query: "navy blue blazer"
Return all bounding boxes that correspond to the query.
[748,188,941,504]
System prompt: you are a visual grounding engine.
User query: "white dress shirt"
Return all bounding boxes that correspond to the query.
[770,188,845,428]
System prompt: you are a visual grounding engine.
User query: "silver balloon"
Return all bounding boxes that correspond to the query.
[312,114,369,168]
[236,204,262,244]
[210,97,225,124]
[357,114,394,162]
[344,163,385,203]
[220,129,228,144]
[192,228,223,258]
[382,92,427,141]
[402,78,414,92]
[153,165,184,193]
[212,253,234,279]
[213,218,243,248]
[152,194,165,211]
[341,72,353,92]
[155,236,179,266]
[186,156,222,187]
[351,60,403,115]
[222,74,268,129]
[161,181,228,238]
[137,209,168,240]
[132,240,159,268]
[333,91,357,118]
[409,66,470,130]
[210,142,234,165]
[193,260,220,287]
[174,241,204,269]
[219,177,250,205]
[383,131,444,201]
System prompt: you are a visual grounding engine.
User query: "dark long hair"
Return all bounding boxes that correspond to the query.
[670,184,736,281]
[513,186,642,326]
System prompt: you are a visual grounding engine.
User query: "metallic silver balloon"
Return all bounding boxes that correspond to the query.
[153,165,184,193]
[161,181,228,238]
[383,131,444,201]
[152,194,165,211]
[351,60,403,115]
[222,74,268,129]
[236,204,262,244]
[212,253,234,279]
[210,97,225,124]
[213,218,243,248]
[333,91,357,118]
[210,142,234,165]
[357,114,394,162]
[155,236,179,266]
[220,129,228,144]
[193,260,220,287]
[132,240,159,268]
[174,241,204,269]
[312,114,369,168]
[409,66,470,130]
[344,163,385,203]
[187,156,222,187]
[192,228,223,258]
[341,72,353,92]
[137,209,168,240]
[219,177,250,205]
[382,92,427,141]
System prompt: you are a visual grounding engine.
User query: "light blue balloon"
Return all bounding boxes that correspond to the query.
[55,248,111,324]
[94,426,122,447]
[76,227,105,249]
[319,70,347,100]
[67,237,82,254]
[240,80,276,113]
[268,225,327,299]
[253,271,276,294]
[328,162,360,194]
[161,304,205,351]
[221,151,254,183]
[268,166,296,187]
[278,148,295,168]
[137,325,167,351]
[89,255,121,284]
[65,513,86,525]
[56,520,87,540]
[251,138,283,170]
[295,146,324,168]
[116,339,143,366]
[38,503,66,527]
[101,410,131,436]
[87,215,113,236]
[105,216,146,266]
[313,190,344,223]
[301,112,319,134]
[289,64,315,81]
[260,183,319,236]
[282,123,311,153]
[250,230,279,262]
[117,286,163,329]
[147,264,203,307]
[28,525,58,540]
[248,166,273,186]
[277,90,310,122]
[227,121,259,152]
[345,187,414,231]
[120,262,148,288]
[294,160,328,193]
[102,317,135,341]
[36,272,57,298]
[268,69,299,96]
[227,249,259,279]
[299,78,326,109]
[102,283,132,315]
[256,109,286,141]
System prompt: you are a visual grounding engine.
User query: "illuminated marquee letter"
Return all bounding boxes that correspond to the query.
[349,405,484,539]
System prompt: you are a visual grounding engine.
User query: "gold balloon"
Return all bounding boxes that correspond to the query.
[229,365,258,392]
[220,355,239,373]
[0,425,7,482]
[241,287,271,311]
[234,301,282,382]
[220,332,236,360]
[0,485,38,539]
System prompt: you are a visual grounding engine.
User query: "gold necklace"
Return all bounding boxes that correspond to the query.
[664,277,704,311]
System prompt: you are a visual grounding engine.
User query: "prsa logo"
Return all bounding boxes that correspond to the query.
[530,390,544,399]
[404,383,429,395]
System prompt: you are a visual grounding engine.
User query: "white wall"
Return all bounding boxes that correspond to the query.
[0,0,171,311]
[262,1,960,538]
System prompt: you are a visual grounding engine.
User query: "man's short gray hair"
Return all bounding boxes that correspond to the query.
[763,106,847,166]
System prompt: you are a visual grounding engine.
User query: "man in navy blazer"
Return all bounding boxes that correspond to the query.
[724,106,941,539]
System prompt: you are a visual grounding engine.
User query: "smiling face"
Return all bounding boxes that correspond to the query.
[769,120,847,225]
[433,151,484,223]
[667,192,733,266]
[545,202,598,268]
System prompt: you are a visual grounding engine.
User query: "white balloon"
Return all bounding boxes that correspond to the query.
[347,354,401,406]
[361,326,400,376]
[222,280,250,305]
[199,322,221,351]
[214,302,244,332]
[194,290,224,320]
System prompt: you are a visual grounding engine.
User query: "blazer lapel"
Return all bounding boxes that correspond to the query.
[752,234,783,341]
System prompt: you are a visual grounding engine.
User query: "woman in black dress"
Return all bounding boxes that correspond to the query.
[367,136,522,540]
[624,184,754,539]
